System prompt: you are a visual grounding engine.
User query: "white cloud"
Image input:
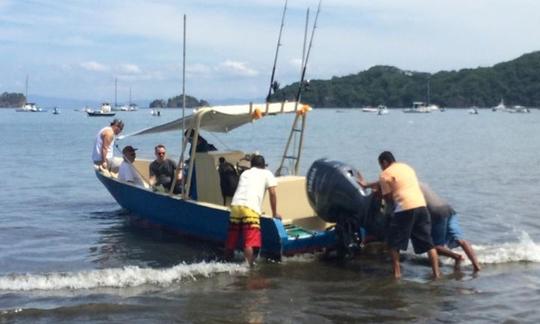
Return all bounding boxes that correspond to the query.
[117,64,142,74]
[218,60,259,77]
[80,61,109,72]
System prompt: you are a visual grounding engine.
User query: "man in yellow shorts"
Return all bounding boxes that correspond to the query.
[358,151,440,279]
[224,155,281,266]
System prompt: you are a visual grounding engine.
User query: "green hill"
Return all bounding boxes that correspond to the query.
[269,51,540,108]
[149,95,209,108]
[0,92,25,108]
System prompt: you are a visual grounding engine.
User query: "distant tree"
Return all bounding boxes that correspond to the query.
[0,92,26,108]
[166,95,209,108]
[149,99,166,108]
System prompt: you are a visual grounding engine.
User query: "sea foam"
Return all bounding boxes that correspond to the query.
[0,261,247,291]
[474,230,540,264]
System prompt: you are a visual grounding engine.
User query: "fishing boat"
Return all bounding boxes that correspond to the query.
[94,101,337,257]
[87,103,116,117]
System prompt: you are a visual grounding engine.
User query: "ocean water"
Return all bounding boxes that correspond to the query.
[1,107,539,323]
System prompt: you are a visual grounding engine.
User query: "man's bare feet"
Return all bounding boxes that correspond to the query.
[454,254,464,271]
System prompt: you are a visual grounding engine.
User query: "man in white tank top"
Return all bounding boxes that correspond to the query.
[92,119,124,170]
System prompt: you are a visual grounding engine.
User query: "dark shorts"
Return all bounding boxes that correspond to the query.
[387,206,434,254]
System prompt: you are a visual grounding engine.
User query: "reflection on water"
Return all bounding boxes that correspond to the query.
[89,209,223,269]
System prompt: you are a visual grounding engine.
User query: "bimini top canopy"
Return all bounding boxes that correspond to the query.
[120,101,310,138]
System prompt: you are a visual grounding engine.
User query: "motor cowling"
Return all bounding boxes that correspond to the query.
[306,158,370,224]
[306,159,390,258]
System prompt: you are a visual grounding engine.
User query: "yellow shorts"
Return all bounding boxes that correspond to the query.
[229,205,261,228]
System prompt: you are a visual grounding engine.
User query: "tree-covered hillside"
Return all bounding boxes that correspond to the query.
[0,92,25,107]
[269,51,540,108]
[149,95,209,108]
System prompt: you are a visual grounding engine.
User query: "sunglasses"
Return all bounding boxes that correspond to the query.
[156,151,166,156]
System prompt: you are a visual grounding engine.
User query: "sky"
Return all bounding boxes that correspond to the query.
[2,0,540,105]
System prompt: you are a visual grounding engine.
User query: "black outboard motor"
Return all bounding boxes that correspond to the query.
[306,159,373,258]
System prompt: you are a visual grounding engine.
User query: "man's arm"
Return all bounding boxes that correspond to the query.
[356,173,380,191]
[267,186,281,219]
[148,163,157,185]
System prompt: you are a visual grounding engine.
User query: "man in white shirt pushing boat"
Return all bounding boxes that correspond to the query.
[224,154,281,266]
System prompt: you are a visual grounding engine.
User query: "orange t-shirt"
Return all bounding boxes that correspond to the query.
[379,162,426,212]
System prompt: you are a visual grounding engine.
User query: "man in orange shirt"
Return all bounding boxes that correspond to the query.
[358,151,440,279]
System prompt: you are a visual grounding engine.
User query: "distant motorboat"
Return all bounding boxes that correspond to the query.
[151,109,161,117]
[52,107,60,115]
[507,105,530,113]
[15,102,46,112]
[468,107,479,114]
[87,103,116,117]
[426,104,440,112]
[362,107,378,113]
[377,105,389,115]
[403,101,431,113]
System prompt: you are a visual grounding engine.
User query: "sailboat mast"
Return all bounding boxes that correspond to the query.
[114,78,118,107]
[427,77,431,106]
[25,75,29,103]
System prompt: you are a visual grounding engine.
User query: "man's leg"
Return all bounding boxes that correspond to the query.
[244,246,255,266]
[427,248,441,278]
[458,239,481,272]
[435,245,464,271]
[390,249,401,279]
[243,223,262,267]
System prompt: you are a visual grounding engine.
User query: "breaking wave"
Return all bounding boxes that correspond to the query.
[0,261,247,291]
[474,230,540,264]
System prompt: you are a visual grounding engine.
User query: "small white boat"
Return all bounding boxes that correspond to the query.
[87,103,116,117]
[492,99,506,112]
[468,107,479,114]
[377,105,389,115]
[15,102,46,112]
[507,105,530,113]
[362,107,378,113]
[403,101,431,113]
[151,109,161,117]
[426,104,440,112]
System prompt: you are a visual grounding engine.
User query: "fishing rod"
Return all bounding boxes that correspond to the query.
[266,0,288,103]
[276,0,322,176]
[295,0,321,103]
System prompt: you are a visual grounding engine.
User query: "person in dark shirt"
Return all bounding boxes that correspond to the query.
[185,129,217,154]
[149,144,182,193]
[218,157,239,205]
